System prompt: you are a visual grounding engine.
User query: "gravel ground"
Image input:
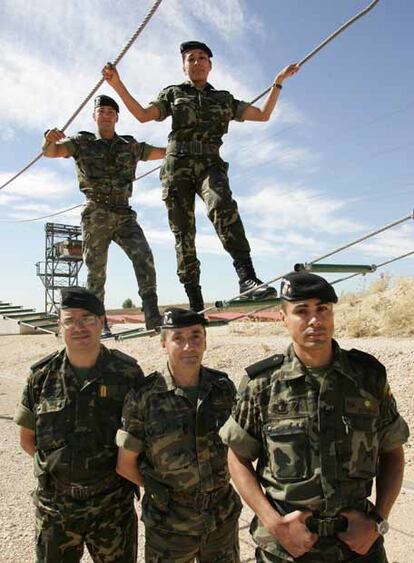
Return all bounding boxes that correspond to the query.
[0,325,413,562]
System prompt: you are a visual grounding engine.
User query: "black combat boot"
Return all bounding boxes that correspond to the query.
[234,258,277,300]
[141,292,162,330]
[101,316,112,338]
[184,284,205,312]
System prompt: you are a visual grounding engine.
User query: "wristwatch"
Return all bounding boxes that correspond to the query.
[368,508,390,535]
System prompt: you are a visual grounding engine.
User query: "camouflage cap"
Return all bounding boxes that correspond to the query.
[94,95,119,113]
[180,41,213,58]
[60,286,105,316]
[280,272,338,303]
[161,307,207,329]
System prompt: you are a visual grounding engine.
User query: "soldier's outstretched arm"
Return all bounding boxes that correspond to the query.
[228,448,317,558]
[42,128,71,158]
[147,146,166,160]
[116,447,144,486]
[102,64,160,123]
[19,427,36,457]
[242,63,299,122]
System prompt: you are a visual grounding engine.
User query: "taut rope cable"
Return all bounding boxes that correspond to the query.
[250,0,380,105]
[0,0,163,192]
[331,250,414,285]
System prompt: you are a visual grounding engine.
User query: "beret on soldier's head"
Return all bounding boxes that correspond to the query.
[60,287,105,316]
[161,307,207,329]
[280,272,338,304]
[94,95,119,113]
[180,41,213,58]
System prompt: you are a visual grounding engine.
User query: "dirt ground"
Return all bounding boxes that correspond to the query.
[0,322,413,562]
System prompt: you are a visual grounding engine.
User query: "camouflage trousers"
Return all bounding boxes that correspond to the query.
[145,515,240,562]
[161,155,251,285]
[34,484,137,562]
[81,201,157,304]
[255,537,387,563]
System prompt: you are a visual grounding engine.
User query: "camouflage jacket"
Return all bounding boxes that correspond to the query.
[151,81,249,146]
[62,132,154,199]
[117,365,242,534]
[220,341,409,557]
[14,346,144,487]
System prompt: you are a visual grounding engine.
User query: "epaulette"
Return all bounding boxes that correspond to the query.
[245,354,284,379]
[118,134,134,140]
[205,366,229,379]
[111,349,138,366]
[348,348,386,373]
[30,351,60,372]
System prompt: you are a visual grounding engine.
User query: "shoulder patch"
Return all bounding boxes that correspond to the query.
[245,354,284,379]
[347,348,386,374]
[111,349,138,366]
[30,351,60,372]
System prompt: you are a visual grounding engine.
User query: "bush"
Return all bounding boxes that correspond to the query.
[122,298,136,309]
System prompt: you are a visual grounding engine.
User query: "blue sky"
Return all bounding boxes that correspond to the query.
[0,0,413,310]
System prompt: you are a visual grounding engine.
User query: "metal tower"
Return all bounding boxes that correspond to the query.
[36,222,83,314]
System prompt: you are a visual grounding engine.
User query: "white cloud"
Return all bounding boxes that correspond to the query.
[0,169,73,199]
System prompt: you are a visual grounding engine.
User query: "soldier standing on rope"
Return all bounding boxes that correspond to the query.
[42,95,165,330]
[14,287,143,562]
[115,307,242,562]
[220,272,409,563]
[102,42,299,312]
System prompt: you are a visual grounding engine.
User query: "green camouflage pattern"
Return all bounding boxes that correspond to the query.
[34,484,137,562]
[81,201,157,302]
[161,155,250,284]
[145,513,240,562]
[255,538,388,563]
[63,131,153,199]
[220,341,409,561]
[117,365,242,536]
[15,345,143,562]
[151,81,251,286]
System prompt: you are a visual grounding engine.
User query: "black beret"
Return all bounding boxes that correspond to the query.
[94,95,119,113]
[60,287,105,316]
[280,272,338,303]
[180,41,213,58]
[161,307,207,329]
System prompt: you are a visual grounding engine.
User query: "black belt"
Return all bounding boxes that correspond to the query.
[47,473,124,500]
[170,486,229,510]
[86,192,129,207]
[306,514,348,536]
[167,140,220,156]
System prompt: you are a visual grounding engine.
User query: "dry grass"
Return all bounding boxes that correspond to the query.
[335,275,414,337]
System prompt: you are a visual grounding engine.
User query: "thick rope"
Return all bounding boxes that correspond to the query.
[250,0,380,105]
[0,0,163,192]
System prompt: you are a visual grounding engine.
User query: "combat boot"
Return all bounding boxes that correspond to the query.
[234,258,277,300]
[184,284,205,312]
[141,292,162,330]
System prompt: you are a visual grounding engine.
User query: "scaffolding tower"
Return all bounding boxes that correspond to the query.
[36,222,83,314]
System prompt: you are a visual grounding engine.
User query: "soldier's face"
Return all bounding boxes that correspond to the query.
[93,106,118,130]
[59,308,103,352]
[281,298,334,352]
[183,49,212,82]
[162,324,206,372]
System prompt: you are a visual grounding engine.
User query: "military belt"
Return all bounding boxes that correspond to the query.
[86,192,129,208]
[48,473,123,500]
[170,485,229,510]
[306,514,348,536]
[167,140,220,156]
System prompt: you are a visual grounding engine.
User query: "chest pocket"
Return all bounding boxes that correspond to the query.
[147,412,195,474]
[203,94,233,132]
[264,418,311,482]
[112,145,136,182]
[342,397,380,479]
[171,96,198,129]
[36,397,69,451]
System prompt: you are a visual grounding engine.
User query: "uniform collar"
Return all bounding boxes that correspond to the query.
[152,365,215,396]
[183,80,215,92]
[93,131,119,142]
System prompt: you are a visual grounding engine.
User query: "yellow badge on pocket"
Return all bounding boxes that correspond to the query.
[99,385,108,398]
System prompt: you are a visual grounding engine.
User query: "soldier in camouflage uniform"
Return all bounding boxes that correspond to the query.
[116,308,242,562]
[220,272,409,563]
[103,43,298,311]
[14,287,144,562]
[42,95,166,329]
